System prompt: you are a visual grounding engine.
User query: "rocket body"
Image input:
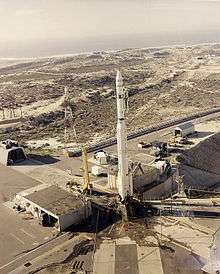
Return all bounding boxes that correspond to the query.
[116,71,133,201]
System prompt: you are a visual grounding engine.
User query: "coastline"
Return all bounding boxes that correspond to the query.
[0,41,219,62]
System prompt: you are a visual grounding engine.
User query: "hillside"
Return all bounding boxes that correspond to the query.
[0,44,220,145]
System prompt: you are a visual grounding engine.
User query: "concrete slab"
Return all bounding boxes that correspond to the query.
[137,235,164,274]
[138,245,164,274]
[0,164,55,270]
[154,217,213,261]
[202,228,220,274]
[93,237,143,274]
[11,161,73,189]
[0,164,40,202]
[115,240,138,274]
[93,240,115,274]
[0,205,54,269]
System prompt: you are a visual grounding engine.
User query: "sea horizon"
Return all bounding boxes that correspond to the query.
[0,29,220,60]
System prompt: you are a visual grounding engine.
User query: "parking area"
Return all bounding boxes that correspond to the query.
[0,205,54,268]
[0,164,40,202]
[0,164,54,268]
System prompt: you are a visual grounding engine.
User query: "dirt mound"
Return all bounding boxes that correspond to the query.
[179,165,220,189]
[177,133,220,189]
[177,133,220,175]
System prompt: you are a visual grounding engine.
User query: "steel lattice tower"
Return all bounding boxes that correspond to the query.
[64,87,77,142]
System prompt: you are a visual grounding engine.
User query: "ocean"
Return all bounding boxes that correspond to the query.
[0,0,220,58]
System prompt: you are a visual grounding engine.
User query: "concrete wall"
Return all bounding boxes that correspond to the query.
[59,201,92,231]
[0,147,27,166]
[108,168,159,192]
[133,168,159,191]
[143,177,178,200]
[16,196,58,220]
[0,147,8,165]
[108,174,117,189]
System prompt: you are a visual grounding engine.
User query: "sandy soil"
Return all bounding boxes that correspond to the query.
[0,43,219,145]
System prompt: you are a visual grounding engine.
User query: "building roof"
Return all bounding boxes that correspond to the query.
[24,185,86,216]
[174,122,194,131]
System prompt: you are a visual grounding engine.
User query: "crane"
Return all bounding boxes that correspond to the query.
[82,144,93,195]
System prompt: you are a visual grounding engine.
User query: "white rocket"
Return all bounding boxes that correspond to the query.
[116,70,133,201]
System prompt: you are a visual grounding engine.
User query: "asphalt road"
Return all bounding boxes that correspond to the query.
[0,232,73,274]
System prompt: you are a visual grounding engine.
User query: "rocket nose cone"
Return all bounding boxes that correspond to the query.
[116,70,123,82]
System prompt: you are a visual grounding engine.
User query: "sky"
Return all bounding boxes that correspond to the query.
[0,0,220,57]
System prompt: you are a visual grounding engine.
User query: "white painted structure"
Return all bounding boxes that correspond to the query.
[91,165,106,176]
[116,71,133,200]
[108,173,118,189]
[94,151,108,165]
[0,140,26,166]
[173,122,195,137]
[153,160,168,174]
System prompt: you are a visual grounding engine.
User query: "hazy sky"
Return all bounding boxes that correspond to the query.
[0,0,220,57]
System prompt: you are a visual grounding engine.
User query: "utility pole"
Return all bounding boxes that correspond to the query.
[82,144,92,195]
[63,87,77,143]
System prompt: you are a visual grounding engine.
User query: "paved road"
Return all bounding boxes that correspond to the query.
[50,112,220,177]
[0,164,54,271]
[8,233,92,274]
[0,164,39,201]
[0,233,74,274]
[0,206,54,269]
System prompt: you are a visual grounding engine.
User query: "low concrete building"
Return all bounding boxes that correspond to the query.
[14,185,91,231]
[173,122,195,137]
[130,153,160,192]
[0,140,26,166]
